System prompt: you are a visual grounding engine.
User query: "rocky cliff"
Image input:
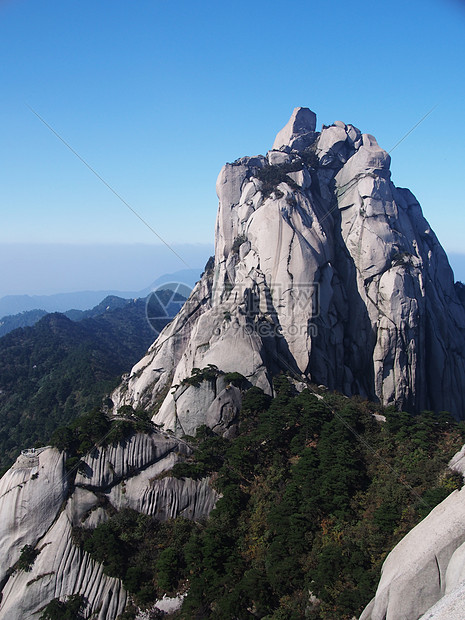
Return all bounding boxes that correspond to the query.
[112,106,465,427]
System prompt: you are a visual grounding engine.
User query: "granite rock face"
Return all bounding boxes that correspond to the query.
[273,106,317,151]
[0,448,67,588]
[112,107,465,430]
[359,486,465,620]
[0,510,128,620]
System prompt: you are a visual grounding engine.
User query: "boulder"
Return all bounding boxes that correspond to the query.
[272,106,317,151]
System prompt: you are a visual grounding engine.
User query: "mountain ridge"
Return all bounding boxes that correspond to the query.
[0,295,135,338]
[0,298,168,470]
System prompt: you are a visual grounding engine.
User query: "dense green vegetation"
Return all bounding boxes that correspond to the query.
[39,594,85,620]
[254,146,319,199]
[73,510,198,609]
[255,161,302,199]
[75,378,463,619]
[180,364,222,387]
[179,366,247,391]
[0,299,164,471]
[50,405,154,462]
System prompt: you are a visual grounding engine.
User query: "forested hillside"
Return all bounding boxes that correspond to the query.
[0,299,163,471]
[67,377,464,620]
[0,309,48,338]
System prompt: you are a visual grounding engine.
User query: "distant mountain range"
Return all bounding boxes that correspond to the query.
[0,295,145,338]
[0,267,202,318]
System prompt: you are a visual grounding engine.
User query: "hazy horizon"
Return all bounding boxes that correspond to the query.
[0,242,212,298]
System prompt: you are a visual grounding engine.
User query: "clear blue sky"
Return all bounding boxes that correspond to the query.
[0,0,464,295]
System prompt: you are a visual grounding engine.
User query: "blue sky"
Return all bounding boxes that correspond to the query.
[0,0,464,295]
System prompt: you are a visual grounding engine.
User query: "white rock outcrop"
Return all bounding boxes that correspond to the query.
[74,431,190,489]
[360,486,465,620]
[0,432,218,619]
[0,510,127,620]
[419,580,465,620]
[360,444,465,620]
[112,107,465,431]
[0,447,67,587]
[273,106,317,151]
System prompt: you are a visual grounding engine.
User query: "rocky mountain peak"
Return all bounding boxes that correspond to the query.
[111,107,465,434]
[272,106,317,151]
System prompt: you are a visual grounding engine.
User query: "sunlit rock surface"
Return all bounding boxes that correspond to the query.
[112,107,465,430]
[360,446,465,620]
[0,447,67,587]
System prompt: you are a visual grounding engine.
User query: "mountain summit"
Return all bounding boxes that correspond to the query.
[113,107,465,426]
[272,106,317,150]
[1,108,465,620]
